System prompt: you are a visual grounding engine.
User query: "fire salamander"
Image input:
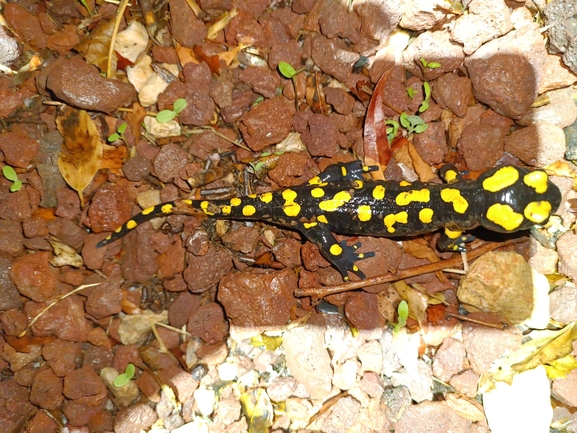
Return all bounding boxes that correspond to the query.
[97,160,562,281]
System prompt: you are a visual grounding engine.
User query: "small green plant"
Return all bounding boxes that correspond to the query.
[400,112,428,134]
[113,363,135,388]
[419,82,432,113]
[2,166,22,192]
[156,98,187,123]
[407,87,417,99]
[419,58,441,69]
[392,300,409,333]
[385,119,399,144]
[78,0,94,16]
[278,61,304,79]
[107,123,128,143]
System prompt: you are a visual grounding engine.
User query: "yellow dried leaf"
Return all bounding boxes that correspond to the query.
[207,8,238,40]
[240,388,273,433]
[56,106,103,207]
[74,20,116,72]
[544,354,577,379]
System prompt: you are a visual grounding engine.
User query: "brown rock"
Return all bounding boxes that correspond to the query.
[324,87,356,115]
[0,253,21,312]
[157,364,199,403]
[187,302,229,343]
[312,35,360,84]
[168,292,202,329]
[136,370,161,403]
[186,129,234,160]
[122,153,152,182]
[301,113,340,157]
[457,123,504,171]
[0,131,40,168]
[27,411,60,433]
[169,0,206,47]
[47,218,87,250]
[25,295,89,341]
[225,10,267,48]
[55,187,81,219]
[394,401,471,433]
[269,40,302,71]
[0,220,24,256]
[552,369,577,407]
[345,291,385,330]
[10,251,59,302]
[267,151,318,187]
[44,56,136,113]
[88,183,132,234]
[85,280,123,319]
[63,364,107,400]
[218,268,297,327]
[30,366,64,410]
[46,24,80,56]
[152,142,189,183]
[158,239,186,279]
[180,62,216,126]
[240,96,293,151]
[457,251,533,324]
[412,121,448,165]
[42,339,83,377]
[4,3,48,50]
[114,403,158,433]
[272,237,303,270]
[184,243,233,293]
[239,66,281,99]
[432,338,466,382]
[0,309,27,336]
[0,380,35,432]
[432,73,473,118]
[221,225,260,254]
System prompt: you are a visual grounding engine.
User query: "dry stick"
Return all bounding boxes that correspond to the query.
[295,239,519,298]
[106,0,130,79]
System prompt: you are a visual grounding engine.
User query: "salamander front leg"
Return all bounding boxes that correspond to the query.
[437,228,475,252]
[300,222,375,280]
[308,160,379,185]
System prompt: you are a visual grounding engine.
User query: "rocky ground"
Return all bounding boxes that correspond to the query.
[1,0,577,432]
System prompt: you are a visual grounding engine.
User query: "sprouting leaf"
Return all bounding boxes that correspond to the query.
[107,133,120,142]
[419,82,431,113]
[427,61,441,69]
[385,119,399,144]
[10,179,22,192]
[113,363,136,388]
[173,98,187,114]
[56,106,103,207]
[156,110,177,123]
[407,87,417,98]
[419,57,428,68]
[394,300,409,332]
[2,165,18,181]
[117,123,127,134]
[399,112,410,128]
[278,61,297,78]
[414,123,429,133]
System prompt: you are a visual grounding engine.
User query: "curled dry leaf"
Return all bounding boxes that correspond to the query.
[56,106,103,207]
[118,309,168,345]
[48,237,84,268]
[207,8,238,40]
[74,19,115,73]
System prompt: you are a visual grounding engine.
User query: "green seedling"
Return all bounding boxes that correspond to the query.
[385,119,399,144]
[78,0,94,16]
[419,57,441,69]
[107,122,128,143]
[419,81,431,113]
[2,166,22,192]
[400,112,428,135]
[278,61,305,79]
[393,300,409,333]
[156,98,187,123]
[113,363,135,388]
[407,87,417,99]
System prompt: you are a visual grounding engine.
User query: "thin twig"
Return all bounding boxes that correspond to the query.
[106,0,130,78]
[294,239,519,298]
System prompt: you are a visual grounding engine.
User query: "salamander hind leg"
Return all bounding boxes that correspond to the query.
[300,222,375,280]
[437,227,475,252]
[438,164,462,184]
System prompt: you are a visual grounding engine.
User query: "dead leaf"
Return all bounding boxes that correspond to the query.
[544,354,577,379]
[74,19,115,73]
[118,310,168,345]
[193,45,220,74]
[100,143,127,174]
[444,394,486,422]
[48,237,84,268]
[207,8,238,40]
[126,102,146,144]
[175,42,199,67]
[407,141,436,182]
[392,281,428,327]
[56,106,103,207]
[240,388,273,433]
[363,70,393,178]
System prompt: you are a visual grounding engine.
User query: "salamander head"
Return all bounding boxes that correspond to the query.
[477,166,562,233]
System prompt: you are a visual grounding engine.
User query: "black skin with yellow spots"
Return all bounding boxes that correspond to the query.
[97,161,562,281]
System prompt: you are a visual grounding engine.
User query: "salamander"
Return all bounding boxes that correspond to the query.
[97,160,562,280]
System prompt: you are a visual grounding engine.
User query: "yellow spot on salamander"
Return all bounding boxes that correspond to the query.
[222,206,232,215]
[357,205,372,222]
[114,226,122,233]
[311,188,325,198]
[383,211,408,233]
[330,243,343,256]
[440,188,469,214]
[399,180,411,187]
[419,208,434,223]
[353,180,363,189]
[444,228,462,239]
[319,191,352,212]
[444,170,458,183]
[242,205,256,216]
[396,189,431,206]
[308,176,321,185]
[341,167,347,177]
[259,192,273,203]
[182,199,192,205]
[317,215,328,224]
[486,203,524,231]
[161,203,174,214]
[230,197,242,207]
[248,194,257,198]
[142,206,156,215]
[482,166,519,192]
[303,222,317,229]
[373,185,385,200]
[523,171,549,194]
[200,201,214,216]
[126,220,137,229]
[524,201,552,223]
[282,189,301,217]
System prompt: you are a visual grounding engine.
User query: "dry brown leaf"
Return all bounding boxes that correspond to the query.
[126,102,146,144]
[74,19,115,72]
[175,42,199,67]
[444,394,486,422]
[56,106,103,207]
[118,310,168,345]
[48,237,84,268]
[207,8,238,40]
[407,141,436,182]
[392,281,428,327]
